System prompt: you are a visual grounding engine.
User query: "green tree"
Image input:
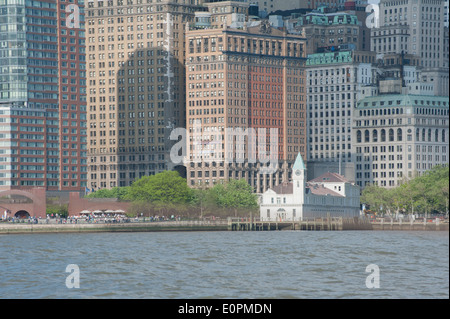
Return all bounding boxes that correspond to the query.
[127,171,193,205]
[86,186,131,200]
[190,187,218,218]
[86,188,115,198]
[212,179,259,217]
[361,184,389,215]
[427,166,449,214]
[46,204,68,218]
[361,165,449,217]
[415,165,449,215]
[397,181,418,215]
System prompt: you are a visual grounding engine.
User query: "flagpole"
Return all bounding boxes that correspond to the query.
[339,153,341,175]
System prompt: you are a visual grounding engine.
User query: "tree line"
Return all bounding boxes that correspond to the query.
[361,165,449,216]
[86,165,449,218]
[86,171,259,218]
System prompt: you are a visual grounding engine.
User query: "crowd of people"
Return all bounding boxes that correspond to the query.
[0,213,187,224]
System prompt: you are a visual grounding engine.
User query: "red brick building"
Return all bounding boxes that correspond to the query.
[185,2,307,193]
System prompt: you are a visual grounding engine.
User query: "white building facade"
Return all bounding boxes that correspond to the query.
[353,93,449,188]
[306,50,376,164]
[260,153,361,221]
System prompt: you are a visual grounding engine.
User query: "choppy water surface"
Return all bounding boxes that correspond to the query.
[0,231,448,299]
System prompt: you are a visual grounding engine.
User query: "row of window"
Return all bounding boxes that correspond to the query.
[356,128,447,143]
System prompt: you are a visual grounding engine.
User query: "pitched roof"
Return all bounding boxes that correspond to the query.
[306,183,343,197]
[271,182,293,195]
[266,170,350,196]
[267,181,344,197]
[309,172,349,183]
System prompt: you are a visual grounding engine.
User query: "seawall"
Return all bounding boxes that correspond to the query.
[0,220,229,235]
[0,220,448,234]
[370,221,449,231]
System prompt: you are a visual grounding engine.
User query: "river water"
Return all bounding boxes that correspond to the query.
[0,231,448,299]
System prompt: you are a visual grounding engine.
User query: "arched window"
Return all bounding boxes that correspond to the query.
[443,129,446,143]
[373,129,378,142]
[416,128,420,141]
[422,128,426,141]
[389,129,394,142]
[428,129,431,142]
[356,130,362,143]
[435,129,439,142]
[364,130,370,143]
[381,129,386,142]
[397,128,402,141]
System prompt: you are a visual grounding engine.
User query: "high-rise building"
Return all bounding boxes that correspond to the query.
[371,0,449,96]
[445,0,449,27]
[353,88,449,188]
[185,1,307,193]
[85,0,204,189]
[305,50,376,178]
[0,0,87,192]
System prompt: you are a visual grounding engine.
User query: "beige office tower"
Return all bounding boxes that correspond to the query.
[371,0,449,96]
[250,0,340,13]
[86,0,204,189]
[186,1,307,193]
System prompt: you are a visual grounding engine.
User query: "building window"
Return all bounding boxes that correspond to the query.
[356,130,361,143]
[389,129,394,142]
[397,128,402,141]
[381,129,386,142]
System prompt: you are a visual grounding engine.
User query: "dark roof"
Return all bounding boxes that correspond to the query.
[306,183,343,197]
[272,182,293,194]
[308,172,349,183]
[267,172,349,196]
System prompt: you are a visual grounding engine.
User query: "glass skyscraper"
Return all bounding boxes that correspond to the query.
[0,0,87,192]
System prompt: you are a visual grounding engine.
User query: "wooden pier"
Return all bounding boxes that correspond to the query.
[227,216,373,231]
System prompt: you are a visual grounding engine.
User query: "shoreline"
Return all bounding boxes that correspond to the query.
[0,220,448,234]
[0,220,229,235]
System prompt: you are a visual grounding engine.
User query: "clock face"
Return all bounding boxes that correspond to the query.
[295,170,301,176]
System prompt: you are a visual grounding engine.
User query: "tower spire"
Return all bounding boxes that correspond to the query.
[293,153,306,171]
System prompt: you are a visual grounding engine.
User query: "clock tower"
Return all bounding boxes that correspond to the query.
[293,153,306,204]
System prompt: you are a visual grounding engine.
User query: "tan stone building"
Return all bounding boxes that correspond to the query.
[371,0,449,97]
[185,1,307,193]
[292,8,370,55]
[251,0,340,14]
[86,0,204,189]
